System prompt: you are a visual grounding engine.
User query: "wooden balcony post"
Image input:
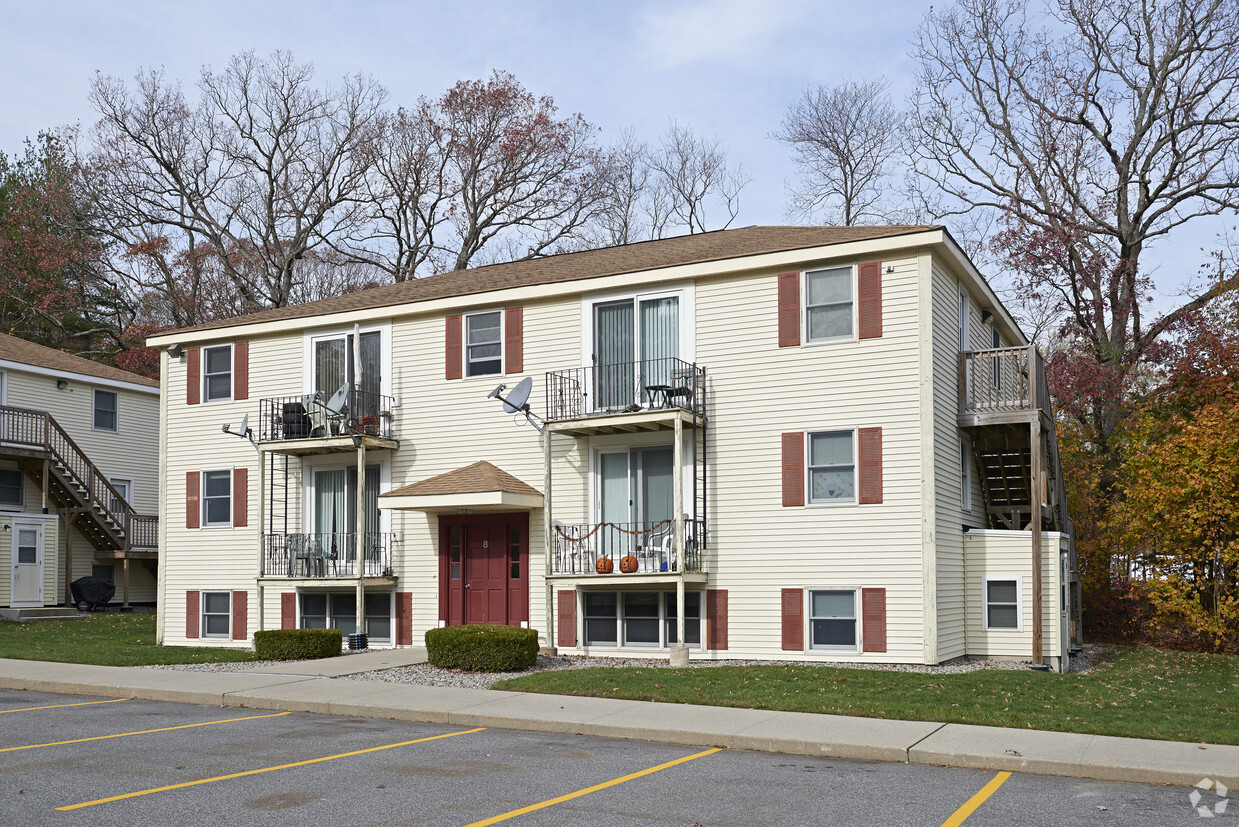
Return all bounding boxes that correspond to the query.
[1031,415,1043,665]
[257,449,266,632]
[673,414,686,656]
[957,351,969,413]
[543,429,555,653]
[355,438,366,634]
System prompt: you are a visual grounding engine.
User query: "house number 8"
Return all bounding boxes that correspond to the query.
[482,540,489,548]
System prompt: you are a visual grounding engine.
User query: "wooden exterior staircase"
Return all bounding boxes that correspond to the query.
[0,404,158,564]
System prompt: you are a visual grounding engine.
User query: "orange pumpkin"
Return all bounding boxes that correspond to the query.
[596,557,614,574]
[619,555,639,573]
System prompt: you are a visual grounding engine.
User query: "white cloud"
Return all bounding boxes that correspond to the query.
[637,0,814,70]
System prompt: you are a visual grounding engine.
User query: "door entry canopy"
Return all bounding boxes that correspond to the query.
[379,460,543,513]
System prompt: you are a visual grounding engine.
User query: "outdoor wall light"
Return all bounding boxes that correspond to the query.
[56,379,68,390]
[167,344,184,358]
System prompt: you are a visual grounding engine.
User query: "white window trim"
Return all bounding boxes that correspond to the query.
[201,590,231,639]
[578,283,696,371]
[109,477,135,511]
[982,575,1023,632]
[805,427,858,507]
[580,589,703,650]
[298,590,394,643]
[200,468,233,529]
[0,466,24,511]
[462,308,506,380]
[301,323,393,397]
[958,291,970,352]
[807,587,861,653]
[802,264,858,346]
[961,439,972,511]
[201,343,234,404]
[0,368,7,404]
[301,458,390,536]
[92,388,119,432]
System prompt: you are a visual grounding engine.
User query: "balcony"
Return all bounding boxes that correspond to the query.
[261,532,395,579]
[958,345,1050,427]
[551,519,706,577]
[544,357,705,437]
[257,389,398,455]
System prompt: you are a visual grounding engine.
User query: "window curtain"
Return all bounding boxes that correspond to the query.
[595,301,635,409]
[639,297,679,395]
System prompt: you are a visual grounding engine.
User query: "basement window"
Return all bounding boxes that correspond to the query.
[984,578,1022,631]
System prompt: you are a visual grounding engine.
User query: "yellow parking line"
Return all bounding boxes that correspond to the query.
[0,698,129,714]
[941,771,1012,827]
[56,727,486,811]
[1,710,292,753]
[464,746,723,827]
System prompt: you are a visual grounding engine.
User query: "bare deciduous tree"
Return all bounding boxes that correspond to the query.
[773,78,901,225]
[909,0,1239,451]
[648,122,750,235]
[88,50,387,309]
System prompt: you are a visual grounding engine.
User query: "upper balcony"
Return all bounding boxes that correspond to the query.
[958,345,1051,428]
[257,389,398,455]
[543,357,706,438]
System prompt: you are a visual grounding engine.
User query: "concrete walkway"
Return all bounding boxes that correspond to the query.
[0,654,1232,789]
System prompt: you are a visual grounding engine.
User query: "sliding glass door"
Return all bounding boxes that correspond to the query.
[598,447,674,559]
[312,465,380,568]
[593,295,679,411]
[313,331,381,418]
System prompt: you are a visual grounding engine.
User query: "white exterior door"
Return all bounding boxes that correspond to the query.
[1060,553,1071,669]
[11,520,44,607]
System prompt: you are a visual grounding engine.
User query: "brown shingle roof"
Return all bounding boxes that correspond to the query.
[380,460,541,498]
[0,333,159,388]
[166,225,939,337]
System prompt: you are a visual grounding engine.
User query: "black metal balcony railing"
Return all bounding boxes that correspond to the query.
[552,519,706,575]
[545,357,705,421]
[262,532,395,578]
[258,389,395,442]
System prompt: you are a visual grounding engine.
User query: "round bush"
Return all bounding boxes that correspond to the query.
[253,628,343,660]
[424,624,539,672]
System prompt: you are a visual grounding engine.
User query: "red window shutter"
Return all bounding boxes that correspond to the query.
[445,314,463,380]
[231,590,248,641]
[858,427,883,504]
[185,472,200,529]
[186,347,201,405]
[781,588,803,651]
[777,272,800,347]
[397,592,413,645]
[557,590,576,648]
[858,262,882,339]
[233,468,248,527]
[862,588,887,652]
[233,341,249,400]
[280,592,296,630]
[706,589,728,650]
[185,590,200,639]
[504,306,523,374]
[782,432,804,507]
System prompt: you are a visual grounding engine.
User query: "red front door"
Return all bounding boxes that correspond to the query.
[439,514,529,627]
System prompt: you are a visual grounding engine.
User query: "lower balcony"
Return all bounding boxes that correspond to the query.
[552,519,706,576]
[262,532,395,579]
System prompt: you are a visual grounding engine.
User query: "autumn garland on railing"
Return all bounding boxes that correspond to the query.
[553,519,675,544]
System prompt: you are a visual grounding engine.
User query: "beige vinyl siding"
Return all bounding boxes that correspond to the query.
[160,333,299,645]
[0,480,58,607]
[3,370,159,515]
[694,254,926,662]
[964,531,1065,657]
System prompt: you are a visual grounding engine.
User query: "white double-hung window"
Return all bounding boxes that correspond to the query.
[808,430,855,503]
[809,589,858,651]
[465,311,503,377]
[805,266,853,342]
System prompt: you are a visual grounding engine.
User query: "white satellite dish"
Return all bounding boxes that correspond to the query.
[221,412,257,449]
[503,376,533,414]
[323,383,350,416]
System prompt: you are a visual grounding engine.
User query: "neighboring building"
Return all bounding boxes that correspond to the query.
[149,226,1080,669]
[0,334,160,609]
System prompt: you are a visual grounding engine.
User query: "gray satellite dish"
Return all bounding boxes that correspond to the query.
[323,383,350,416]
[222,412,257,449]
[503,376,533,414]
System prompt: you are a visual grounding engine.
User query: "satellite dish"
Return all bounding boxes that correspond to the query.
[222,412,258,449]
[322,383,350,416]
[238,413,249,436]
[503,376,533,414]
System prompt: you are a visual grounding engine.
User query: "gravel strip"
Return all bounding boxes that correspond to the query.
[138,647,1101,687]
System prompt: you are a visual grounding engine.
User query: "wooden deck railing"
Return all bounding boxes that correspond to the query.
[959,345,1051,417]
[0,404,158,552]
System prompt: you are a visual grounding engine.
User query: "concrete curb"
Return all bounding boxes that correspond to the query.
[2,658,1235,788]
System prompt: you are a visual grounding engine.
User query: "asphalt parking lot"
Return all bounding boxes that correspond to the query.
[0,688,1216,825]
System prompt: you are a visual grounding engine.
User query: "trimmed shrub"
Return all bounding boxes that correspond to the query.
[253,628,343,660]
[425,624,538,672]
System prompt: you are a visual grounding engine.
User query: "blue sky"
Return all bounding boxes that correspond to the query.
[2,0,1227,301]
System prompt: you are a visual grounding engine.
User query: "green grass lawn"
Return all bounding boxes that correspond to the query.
[0,613,259,666]
[494,647,1239,745]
